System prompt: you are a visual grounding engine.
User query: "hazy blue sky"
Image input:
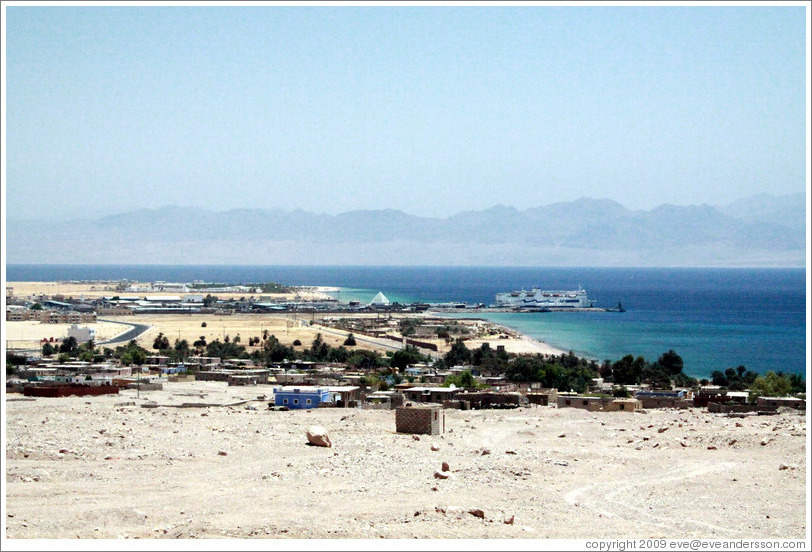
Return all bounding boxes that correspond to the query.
[4,4,808,220]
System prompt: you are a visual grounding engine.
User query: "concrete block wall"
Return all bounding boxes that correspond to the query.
[395,406,444,435]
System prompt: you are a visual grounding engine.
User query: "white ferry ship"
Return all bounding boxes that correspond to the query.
[494,286,593,309]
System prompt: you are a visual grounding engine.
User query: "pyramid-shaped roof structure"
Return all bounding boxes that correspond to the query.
[369,291,390,306]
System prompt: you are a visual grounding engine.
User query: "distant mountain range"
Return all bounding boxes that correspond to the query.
[6,192,806,266]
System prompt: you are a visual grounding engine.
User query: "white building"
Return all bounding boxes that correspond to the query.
[369,292,390,307]
[66,324,95,343]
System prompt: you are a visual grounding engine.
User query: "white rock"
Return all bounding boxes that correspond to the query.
[306,426,332,448]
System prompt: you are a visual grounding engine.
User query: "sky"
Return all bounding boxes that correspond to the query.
[3,2,809,220]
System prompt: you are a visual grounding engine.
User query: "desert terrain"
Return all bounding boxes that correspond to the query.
[4,380,807,540]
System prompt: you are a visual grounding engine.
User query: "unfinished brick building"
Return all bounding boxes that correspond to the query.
[395,406,445,435]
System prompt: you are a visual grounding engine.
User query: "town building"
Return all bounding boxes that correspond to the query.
[756,396,805,410]
[273,386,330,409]
[403,386,460,404]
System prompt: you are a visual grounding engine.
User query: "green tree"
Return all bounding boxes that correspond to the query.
[328,346,351,363]
[347,349,387,370]
[612,355,644,385]
[42,342,56,356]
[657,350,684,376]
[712,365,758,390]
[30,302,43,310]
[749,371,795,398]
[390,345,427,371]
[173,339,191,361]
[343,333,357,347]
[59,336,78,355]
[153,333,170,350]
[444,369,478,389]
[444,339,472,367]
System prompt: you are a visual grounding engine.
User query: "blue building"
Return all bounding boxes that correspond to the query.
[273,386,330,409]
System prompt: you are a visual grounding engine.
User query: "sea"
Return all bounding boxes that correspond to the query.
[6,265,808,380]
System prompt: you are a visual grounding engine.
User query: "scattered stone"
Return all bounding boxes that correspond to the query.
[558,433,566,438]
[761,439,771,446]
[434,470,452,479]
[306,426,332,448]
[430,444,440,452]
[218,451,228,456]
[478,448,491,456]
[504,515,515,525]
[468,508,485,519]
[436,506,466,519]
[441,461,450,472]
[657,427,668,433]
[680,441,688,447]
[707,446,717,450]
[412,435,420,441]
[505,450,516,455]
[431,486,439,492]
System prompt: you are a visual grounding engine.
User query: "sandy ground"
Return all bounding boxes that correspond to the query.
[4,321,135,350]
[3,381,807,540]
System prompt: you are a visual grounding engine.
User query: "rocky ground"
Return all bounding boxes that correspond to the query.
[4,381,807,540]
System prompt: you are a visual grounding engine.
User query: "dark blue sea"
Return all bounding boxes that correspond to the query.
[6,265,808,379]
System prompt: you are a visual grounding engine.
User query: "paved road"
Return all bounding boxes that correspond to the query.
[96,319,151,346]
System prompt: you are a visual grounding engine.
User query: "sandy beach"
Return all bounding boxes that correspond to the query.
[4,380,807,540]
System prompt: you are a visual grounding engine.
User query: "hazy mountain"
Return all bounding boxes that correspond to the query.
[718,192,806,232]
[6,193,805,266]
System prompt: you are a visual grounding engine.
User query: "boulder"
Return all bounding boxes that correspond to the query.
[306,426,332,448]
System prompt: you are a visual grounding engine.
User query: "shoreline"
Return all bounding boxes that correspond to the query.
[5,281,582,361]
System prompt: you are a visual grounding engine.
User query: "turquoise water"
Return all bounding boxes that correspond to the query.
[7,265,807,378]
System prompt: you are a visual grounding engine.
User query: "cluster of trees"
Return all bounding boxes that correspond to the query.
[433,341,702,394]
[710,365,759,391]
[434,339,598,393]
[600,350,696,388]
[40,337,150,367]
[41,337,104,363]
[749,371,805,397]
